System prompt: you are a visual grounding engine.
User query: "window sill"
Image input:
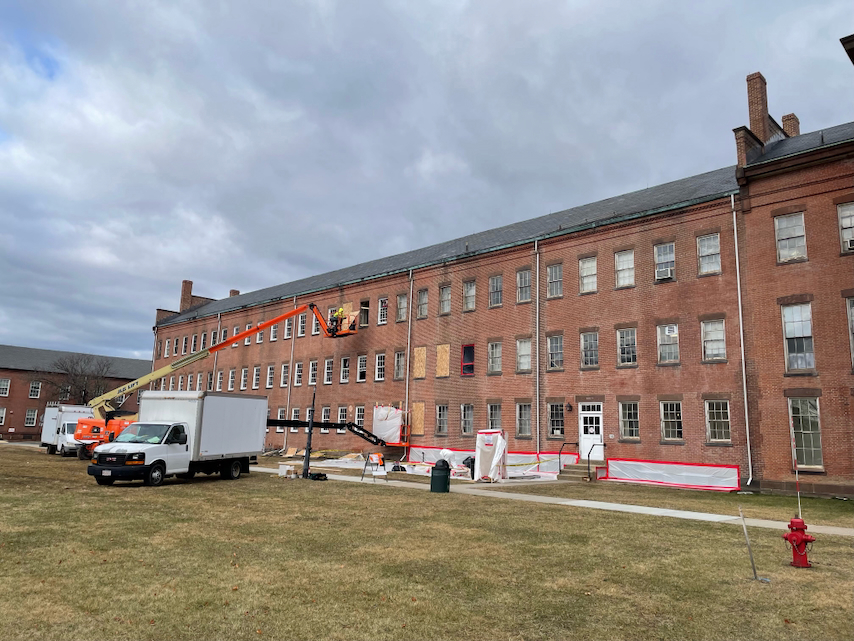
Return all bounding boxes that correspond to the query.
[377,322,387,327]
[698,271,722,279]
[488,304,503,310]
[656,362,681,368]
[516,300,532,306]
[339,381,349,385]
[840,251,854,258]
[547,368,565,373]
[516,369,532,375]
[374,379,385,383]
[618,438,640,444]
[616,363,638,369]
[462,308,476,313]
[579,291,598,296]
[434,433,448,438]
[660,440,685,445]
[460,433,475,438]
[393,377,404,382]
[547,435,566,440]
[486,371,502,377]
[580,366,600,371]
[614,285,636,291]
[705,441,733,447]
[776,257,808,266]
[784,371,818,377]
[515,435,532,440]
[438,312,451,317]
[356,380,367,384]
[701,359,728,365]
[460,374,474,378]
[435,375,450,379]
[793,467,825,474]
[546,295,564,301]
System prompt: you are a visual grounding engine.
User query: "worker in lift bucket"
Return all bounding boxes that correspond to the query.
[329,307,344,335]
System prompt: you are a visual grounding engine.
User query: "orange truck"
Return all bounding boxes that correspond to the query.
[74,417,133,460]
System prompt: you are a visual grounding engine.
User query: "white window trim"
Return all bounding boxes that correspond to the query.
[615,249,635,288]
[308,360,318,386]
[324,358,333,385]
[774,212,807,263]
[704,399,731,443]
[701,319,727,361]
[266,365,275,389]
[657,324,680,364]
[294,362,303,386]
[375,354,385,381]
[788,397,824,469]
[340,357,350,383]
[378,297,388,325]
[618,401,639,440]
[578,257,597,294]
[781,303,815,372]
[337,407,348,433]
[697,233,721,275]
[659,401,683,441]
[280,363,289,387]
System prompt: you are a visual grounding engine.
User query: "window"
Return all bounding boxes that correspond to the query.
[294,362,303,386]
[697,234,721,274]
[461,345,475,376]
[220,329,227,344]
[24,409,37,427]
[516,338,531,371]
[191,334,198,352]
[178,375,184,391]
[240,368,249,390]
[29,381,41,399]
[396,294,407,321]
[306,407,314,431]
[312,315,320,335]
[244,324,252,346]
[775,213,806,262]
[200,333,207,351]
[357,355,367,382]
[216,371,223,391]
[840,203,854,252]
[579,257,597,293]
[228,370,236,391]
[394,351,406,379]
[618,328,637,365]
[252,366,261,390]
[337,407,348,432]
[619,402,639,439]
[549,403,564,437]
[702,320,726,361]
[655,243,675,278]
[439,285,451,314]
[230,327,238,348]
[284,318,293,339]
[0,407,5,426]
[210,330,217,347]
[169,376,175,391]
[173,338,179,355]
[359,301,370,327]
[291,408,300,432]
[660,401,683,440]
[782,303,814,371]
[0,379,8,397]
[270,324,278,341]
[378,297,388,325]
[615,250,635,287]
[487,342,502,373]
[297,314,306,337]
[547,264,563,298]
[266,365,275,389]
[417,289,428,318]
[548,336,564,369]
[163,340,170,358]
[308,360,318,385]
[436,405,448,434]
[516,270,531,302]
[197,373,203,391]
[182,336,188,354]
[488,404,501,430]
[463,281,476,311]
[340,357,350,383]
[516,403,531,437]
[276,408,286,432]
[256,328,263,343]
[580,332,598,367]
[355,406,365,428]
[324,359,333,385]
[489,275,503,307]
[848,298,854,367]
[320,407,331,433]
[657,324,680,363]
[789,398,822,467]
[461,404,474,434]
[375,354,385,381]
[705,400,731,442]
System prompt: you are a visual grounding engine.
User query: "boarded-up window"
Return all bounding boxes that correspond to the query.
[411,402,425,435]
[436,344,450,377]
[413,347,427,379]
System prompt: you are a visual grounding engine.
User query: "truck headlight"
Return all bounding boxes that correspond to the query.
[126,453,145,464]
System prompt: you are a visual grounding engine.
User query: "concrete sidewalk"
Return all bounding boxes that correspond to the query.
[251,466,854,538]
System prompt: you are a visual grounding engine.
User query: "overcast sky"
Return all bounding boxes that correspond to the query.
[0,1,851,360]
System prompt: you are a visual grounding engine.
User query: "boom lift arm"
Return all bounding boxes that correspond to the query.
[87,303,353,420]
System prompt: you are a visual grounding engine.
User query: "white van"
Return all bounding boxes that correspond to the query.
[40,405,93,455]
[88,391,266,486]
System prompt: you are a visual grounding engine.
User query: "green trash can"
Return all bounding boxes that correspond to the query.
[430,459,451,493]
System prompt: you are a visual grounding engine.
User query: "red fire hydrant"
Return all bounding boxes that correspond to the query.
[782,518,815,568]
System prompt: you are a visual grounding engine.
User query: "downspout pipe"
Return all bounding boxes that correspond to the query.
[285,295,297,450]
[534,240,541,459]
[404,269,414,456]
[732,194,753,487]
[212,313,222,387]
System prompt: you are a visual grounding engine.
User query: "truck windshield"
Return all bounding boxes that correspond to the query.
[115,423,170,445]
[64,423,78,434]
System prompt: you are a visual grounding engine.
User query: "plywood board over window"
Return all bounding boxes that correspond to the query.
[436,344,450,377]
[413,347,427,379]
[341,302,353,317]
[411,402,425,435]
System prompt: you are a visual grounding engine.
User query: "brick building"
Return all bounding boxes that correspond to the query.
[153,45,854,495]
[0,345,150,440]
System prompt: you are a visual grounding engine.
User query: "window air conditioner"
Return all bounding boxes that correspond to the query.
[655,267,673,280]
[846,238,854,251]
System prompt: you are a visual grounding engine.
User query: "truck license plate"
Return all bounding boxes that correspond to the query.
[102,470,111,477]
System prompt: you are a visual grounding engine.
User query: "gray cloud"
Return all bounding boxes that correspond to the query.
[0,0,851,359]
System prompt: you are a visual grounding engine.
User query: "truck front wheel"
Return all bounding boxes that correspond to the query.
[145,463,165,487]
[46,445,55,455]
[221,460,241,480]
[95,477,115,486]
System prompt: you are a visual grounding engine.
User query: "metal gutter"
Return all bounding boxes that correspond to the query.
[731,194,753,487]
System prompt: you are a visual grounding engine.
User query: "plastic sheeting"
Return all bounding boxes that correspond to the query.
[371,405,405,446]
[605,458,739,491]
[406,446,579,478]
[475,430,506,481]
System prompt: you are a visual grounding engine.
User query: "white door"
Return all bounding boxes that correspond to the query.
[165,424,191,473]
[578,403,604,461]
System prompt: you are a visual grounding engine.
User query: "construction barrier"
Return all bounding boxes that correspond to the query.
[603,458,740,491]
[406,445,579,478]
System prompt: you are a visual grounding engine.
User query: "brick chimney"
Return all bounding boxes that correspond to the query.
[782,113,800,137]
[746,72,769,143]
[180,280,194,312]
[229,289,240,297]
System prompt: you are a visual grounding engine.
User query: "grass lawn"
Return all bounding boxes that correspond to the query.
[1,443,852,641]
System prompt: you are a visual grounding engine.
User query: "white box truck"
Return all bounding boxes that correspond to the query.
[87,390,267,486]
[40,405,94,456]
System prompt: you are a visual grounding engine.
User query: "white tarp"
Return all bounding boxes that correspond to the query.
[475,430,506,482]
[405,446,579,478]
[372,405,405,445]
[605,458,739,491]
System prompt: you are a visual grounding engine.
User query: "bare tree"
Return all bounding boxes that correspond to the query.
[35,354,116,406]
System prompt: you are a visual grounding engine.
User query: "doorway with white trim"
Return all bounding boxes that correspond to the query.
[579,402,604,461]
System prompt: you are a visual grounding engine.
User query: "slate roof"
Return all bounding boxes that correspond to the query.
[158,119,854,329]
[0,345,151,380]
[159,165,740,327]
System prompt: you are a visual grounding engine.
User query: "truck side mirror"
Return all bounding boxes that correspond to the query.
[109,433,115,442]
[177,434,187,445]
